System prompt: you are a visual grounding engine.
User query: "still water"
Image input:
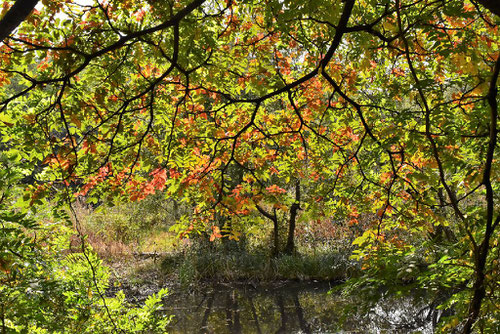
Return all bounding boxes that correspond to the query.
[159,282,441,334]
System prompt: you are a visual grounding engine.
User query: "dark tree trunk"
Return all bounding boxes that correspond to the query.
[272,208,279,256]
[462,52,500,334]
[462,253,486,333]
[284,180,301,255]
[256,204,280,257]
[0,0,39,42]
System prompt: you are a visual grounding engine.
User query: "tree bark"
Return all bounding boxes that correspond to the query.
[0,0,39,42]
[462,54,500,334]
[284,180,300,255]
[272,208,279,256]
[256,204,280,256]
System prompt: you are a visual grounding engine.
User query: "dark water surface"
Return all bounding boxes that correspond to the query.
[160,282,441,334]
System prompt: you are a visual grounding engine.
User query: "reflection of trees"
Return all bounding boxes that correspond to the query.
[274,294,288,334]
[225,291,242,333]
[191,286,316,333]
[292,291,311,334]
[362,295,445,333]
[164,284,441,333]
[273,289,313,334]
[199,292,214,334]
[247,296,262,334]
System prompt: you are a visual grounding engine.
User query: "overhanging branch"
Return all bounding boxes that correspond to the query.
[0,0,39,42]
[475,0,500,17]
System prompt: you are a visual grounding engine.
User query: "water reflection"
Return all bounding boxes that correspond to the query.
[162,282,441,334]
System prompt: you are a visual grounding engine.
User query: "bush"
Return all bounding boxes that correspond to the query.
[0,209,171,333]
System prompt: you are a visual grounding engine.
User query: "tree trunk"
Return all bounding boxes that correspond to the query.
[462,242,487,333]
[284,180,300,255]
[256,204,280,257]
[462,54,500,334]
[272,208,279,257]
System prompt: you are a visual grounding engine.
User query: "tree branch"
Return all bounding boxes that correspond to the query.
[474,0,500,17]
[0,0,39,42]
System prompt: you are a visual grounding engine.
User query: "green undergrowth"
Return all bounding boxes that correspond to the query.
[1,211,172,333]
[155,242,360,287]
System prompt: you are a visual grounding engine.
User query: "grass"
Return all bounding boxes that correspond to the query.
[72,197,180,260]
[157,242,359,287]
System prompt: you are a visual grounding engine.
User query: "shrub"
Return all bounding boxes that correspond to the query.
[0,210,171,333]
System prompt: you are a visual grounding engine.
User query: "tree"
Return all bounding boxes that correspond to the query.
[1,0,499,332]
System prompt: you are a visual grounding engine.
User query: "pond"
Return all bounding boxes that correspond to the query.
[154,281,443,334]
